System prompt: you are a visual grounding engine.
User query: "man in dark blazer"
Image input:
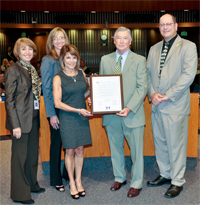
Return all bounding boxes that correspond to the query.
[99,26,148,197]
[147,14,197,198]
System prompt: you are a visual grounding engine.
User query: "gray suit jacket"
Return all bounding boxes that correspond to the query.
[99,50,148,128]
[4,62,34,133]
[40,55,61,118]
[147,35,197,114]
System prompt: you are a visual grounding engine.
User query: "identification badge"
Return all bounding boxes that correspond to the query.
[34,100,39,110]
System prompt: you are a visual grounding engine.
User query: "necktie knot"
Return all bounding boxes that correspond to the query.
[115,56,122,74]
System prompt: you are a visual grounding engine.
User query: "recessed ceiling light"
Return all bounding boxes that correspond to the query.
[160,10,165,12]
[21,11,26,12]
[91,11,96,13]
[115,11,119,13]
[44,11,49,13]
[184,10,189,11]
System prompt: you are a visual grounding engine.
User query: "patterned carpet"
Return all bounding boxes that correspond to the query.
[0,136,199,205]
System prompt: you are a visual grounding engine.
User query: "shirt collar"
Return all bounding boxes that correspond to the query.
[116,49,130,60]
[164,34,178,47]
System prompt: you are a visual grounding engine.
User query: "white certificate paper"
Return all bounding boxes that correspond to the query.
[90,75,124,114]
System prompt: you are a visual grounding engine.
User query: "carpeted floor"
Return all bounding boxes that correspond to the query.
[0,135,199,205]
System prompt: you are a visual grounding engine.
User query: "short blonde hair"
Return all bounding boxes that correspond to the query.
[13,37,37,61]
[46,27,69,60]
[2,58,9,66]
[59,44,80,71]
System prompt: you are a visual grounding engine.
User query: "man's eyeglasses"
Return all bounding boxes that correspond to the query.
[53,36,66,41]
[159,23,175,28]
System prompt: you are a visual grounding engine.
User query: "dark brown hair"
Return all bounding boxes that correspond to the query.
[59,44,80,71]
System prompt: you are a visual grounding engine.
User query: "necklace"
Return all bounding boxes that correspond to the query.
[63,69,77,82]
[71,75,76,82]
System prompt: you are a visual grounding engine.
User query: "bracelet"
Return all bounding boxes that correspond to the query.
[78,109,81,115]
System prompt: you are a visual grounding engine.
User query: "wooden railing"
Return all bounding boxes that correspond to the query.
[0,94,198,162]
[39,93,199,163]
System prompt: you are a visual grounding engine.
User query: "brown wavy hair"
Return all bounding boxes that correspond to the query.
[59,44,80,71]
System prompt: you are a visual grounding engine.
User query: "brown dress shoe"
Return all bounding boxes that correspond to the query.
[127,187,141,197]
[110,181,126,191]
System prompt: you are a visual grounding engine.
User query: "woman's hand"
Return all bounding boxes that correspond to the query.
[13,127,21,139]
[79,109,93,117]
[50,115,60,130]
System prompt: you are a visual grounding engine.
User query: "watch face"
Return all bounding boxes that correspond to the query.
[101,34,107,41]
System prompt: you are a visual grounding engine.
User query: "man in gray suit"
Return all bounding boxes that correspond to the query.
[99,26,148,197]
[147,14,197,198]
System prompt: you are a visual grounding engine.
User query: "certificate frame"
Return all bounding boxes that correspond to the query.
[90,75,124,114]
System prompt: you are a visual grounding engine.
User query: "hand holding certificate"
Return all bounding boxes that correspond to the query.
[90,75,124,114]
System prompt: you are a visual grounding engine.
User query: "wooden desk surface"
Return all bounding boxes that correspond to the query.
[0,102,10,136]
[39,93,199,163]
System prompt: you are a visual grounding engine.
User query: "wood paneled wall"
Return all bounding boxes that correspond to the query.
[1,1,199,12]
[1,27,199,72]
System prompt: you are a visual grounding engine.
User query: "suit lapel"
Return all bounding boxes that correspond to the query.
[156,42,163,73]
[16,62,31,84]
[122,51,133,76]
[164,35,182,65]
[109,52,116,74]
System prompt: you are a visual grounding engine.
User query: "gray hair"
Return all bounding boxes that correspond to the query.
[114,27,132,40]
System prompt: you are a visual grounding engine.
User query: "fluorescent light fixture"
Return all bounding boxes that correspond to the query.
[184,10,189,11]
[91,11,96,13]
[115,11,119,13]
[44,11,49,13]
[160,10,165,12]
[21,11,26,12]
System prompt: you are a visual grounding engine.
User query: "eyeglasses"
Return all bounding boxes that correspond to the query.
[159,23,175,28]
[53,36,66,41]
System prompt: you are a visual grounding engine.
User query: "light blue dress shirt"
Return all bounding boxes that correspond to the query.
[116,49,130,72]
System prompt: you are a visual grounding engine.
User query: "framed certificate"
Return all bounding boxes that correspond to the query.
[90,75,124,114]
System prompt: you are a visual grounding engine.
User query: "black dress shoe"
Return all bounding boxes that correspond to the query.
[31,188,45,193]
[14,199,35,204]
[164,184,183,198]
[147,175,171,187]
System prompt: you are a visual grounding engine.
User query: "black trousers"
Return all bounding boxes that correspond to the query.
[11,117,40,201]
[49,115,68,186]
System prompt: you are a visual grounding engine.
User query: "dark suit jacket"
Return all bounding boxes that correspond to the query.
[4,61,34,133]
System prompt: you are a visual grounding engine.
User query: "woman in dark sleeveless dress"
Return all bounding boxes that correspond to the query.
[53,44,92,199]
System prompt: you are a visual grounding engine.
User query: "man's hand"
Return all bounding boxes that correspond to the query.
[161,94,170,102]
[116,108,130,117]
[50,115,59,130]
[151,93,169,105]
[151,93,163,106]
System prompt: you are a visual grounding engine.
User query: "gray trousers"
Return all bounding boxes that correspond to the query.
[151,110,189,186]
[105,115,144,189]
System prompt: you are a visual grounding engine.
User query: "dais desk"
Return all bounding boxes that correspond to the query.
[0,102,10,136]
[39,93,199,165]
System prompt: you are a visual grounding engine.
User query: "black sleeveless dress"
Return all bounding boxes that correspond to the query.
[57,70,92,149]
